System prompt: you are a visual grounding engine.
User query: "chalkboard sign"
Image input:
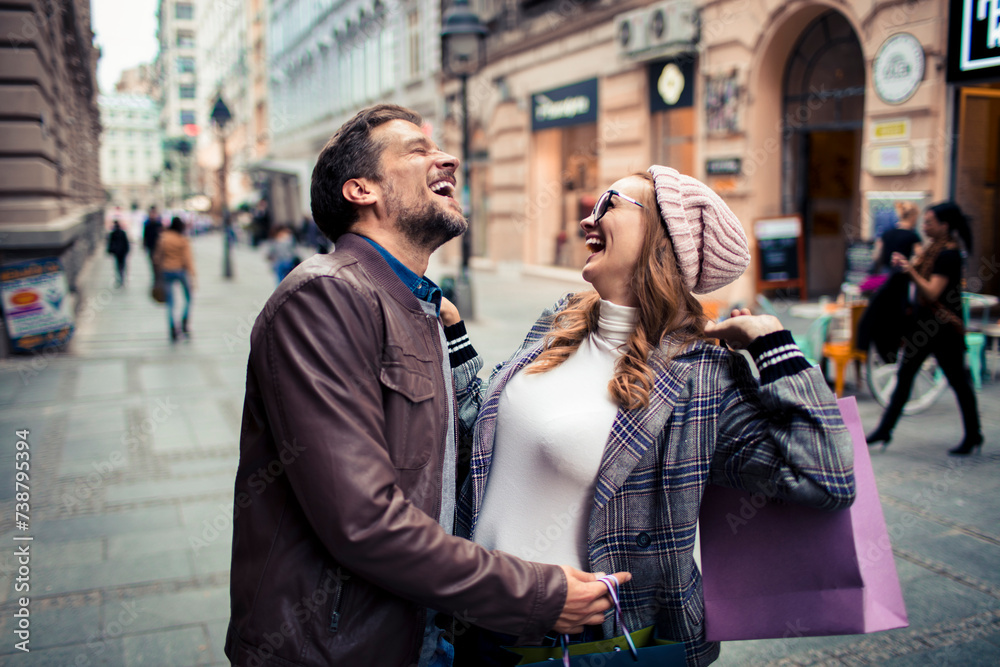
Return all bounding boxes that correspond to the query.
[844,241,875,285]
[754,216,807,299]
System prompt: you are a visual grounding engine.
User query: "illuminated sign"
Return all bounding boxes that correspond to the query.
[949,0,1000,81]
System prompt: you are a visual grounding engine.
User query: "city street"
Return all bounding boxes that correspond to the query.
[0,232,997,665]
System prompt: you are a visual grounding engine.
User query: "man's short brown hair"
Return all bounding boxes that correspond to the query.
[310,104,423,241]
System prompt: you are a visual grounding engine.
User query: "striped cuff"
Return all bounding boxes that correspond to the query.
[747,330,811,384]
[444,321,477,367]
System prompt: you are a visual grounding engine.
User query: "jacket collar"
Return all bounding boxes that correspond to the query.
[334,233,424,313]
[591,342,695,513]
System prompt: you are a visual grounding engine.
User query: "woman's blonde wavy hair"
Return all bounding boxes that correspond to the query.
[525,172,708,410]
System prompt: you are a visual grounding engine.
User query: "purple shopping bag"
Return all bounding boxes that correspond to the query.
[699,396,908,641]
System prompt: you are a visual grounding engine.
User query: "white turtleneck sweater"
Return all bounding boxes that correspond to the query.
[473,299,637,570]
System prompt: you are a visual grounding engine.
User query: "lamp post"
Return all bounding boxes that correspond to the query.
[441,0,487,320]
[211,94,234,278]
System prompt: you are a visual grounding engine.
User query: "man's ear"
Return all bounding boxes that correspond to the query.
[343,178,378,207]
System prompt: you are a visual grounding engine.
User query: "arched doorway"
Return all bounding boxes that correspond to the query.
[782,10,865,296]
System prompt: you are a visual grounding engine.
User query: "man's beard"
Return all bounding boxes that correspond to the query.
[385,183,468,251]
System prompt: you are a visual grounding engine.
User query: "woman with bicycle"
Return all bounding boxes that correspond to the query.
[867,202,983,455]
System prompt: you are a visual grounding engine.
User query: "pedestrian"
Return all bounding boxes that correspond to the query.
[225,104,627,667]
[861,201,922,294]
[141,205,163,281]
[251,199,271,247]
[866,202,984,455]
[106,220,130,287]
[444,166,856,666]
[153,216,195,342]
[264,225,298,285]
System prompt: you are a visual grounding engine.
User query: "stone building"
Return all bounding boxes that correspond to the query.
[0,0,103,291]
[156,0,199,206]
[265,0,446,227]
[453,0,997,304]
[99,93,164,215]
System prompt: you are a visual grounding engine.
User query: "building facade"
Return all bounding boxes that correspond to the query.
[0,0,103,290]
[265,0,445,227]
[99,93,165,215]
[453,0,996,305]
[156,0,199,206]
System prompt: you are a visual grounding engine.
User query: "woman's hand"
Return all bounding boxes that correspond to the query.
[439,296,461,326]
[704,308,783,350]
[890,251,911,273]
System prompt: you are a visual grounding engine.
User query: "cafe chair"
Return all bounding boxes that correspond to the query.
[822,303,867,397]
[961,294,986,390]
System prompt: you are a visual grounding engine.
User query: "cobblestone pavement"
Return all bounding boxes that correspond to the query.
[0,232,996,665]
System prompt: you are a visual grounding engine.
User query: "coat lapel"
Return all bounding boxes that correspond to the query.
[591,342,697,513]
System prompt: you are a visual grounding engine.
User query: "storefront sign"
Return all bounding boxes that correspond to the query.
[531,79,598,131]
[0,258,74,353]
[870,118,910,142]
[648,57,694,111]
[705,157,742,176]
[867,144,913,176]
[949,0,1000,81]
[872,33,924,104]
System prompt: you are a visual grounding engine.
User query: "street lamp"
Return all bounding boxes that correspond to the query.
[441,0,487,320]
[210,93,234,279]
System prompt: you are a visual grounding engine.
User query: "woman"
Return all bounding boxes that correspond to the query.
[866,202,983,455]
[873,201,922,273]
[442,166,856,666]
[153,216,196,341]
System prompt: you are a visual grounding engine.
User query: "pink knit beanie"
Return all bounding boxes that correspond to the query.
[647,165,750,294]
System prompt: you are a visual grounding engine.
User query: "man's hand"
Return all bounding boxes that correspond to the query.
[440,296,461,326]
[553,566,632,634]
[704,308,783,350]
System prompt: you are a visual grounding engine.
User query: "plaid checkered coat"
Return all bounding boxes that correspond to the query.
[453,298,855,666]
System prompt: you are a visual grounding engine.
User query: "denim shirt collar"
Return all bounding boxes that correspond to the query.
[362,237,442,314]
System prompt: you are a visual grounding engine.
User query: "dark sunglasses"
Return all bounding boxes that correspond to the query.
[592,189,644,223]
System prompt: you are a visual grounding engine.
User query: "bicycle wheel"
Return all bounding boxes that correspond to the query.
[866,343,948,415]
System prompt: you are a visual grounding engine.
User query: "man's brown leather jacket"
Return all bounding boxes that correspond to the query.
[225,234,565,666]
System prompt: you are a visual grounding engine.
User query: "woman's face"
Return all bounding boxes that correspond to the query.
[922,209,948,241]
[579,175,649,306]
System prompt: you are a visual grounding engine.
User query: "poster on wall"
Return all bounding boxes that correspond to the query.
[864,191,931,240]
[706,74,739,134]
[755,216,807,298]
[0,258,74,353]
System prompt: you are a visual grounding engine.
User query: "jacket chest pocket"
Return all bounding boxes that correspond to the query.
[379,345,439,469]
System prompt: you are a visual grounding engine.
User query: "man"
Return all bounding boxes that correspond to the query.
[226,105,625,666]
[141,205,163,279]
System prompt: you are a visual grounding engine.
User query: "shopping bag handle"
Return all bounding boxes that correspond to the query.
[558,574,638,665]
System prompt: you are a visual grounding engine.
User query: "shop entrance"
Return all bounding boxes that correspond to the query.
[782,11,865,297]
[955,86,1000,296]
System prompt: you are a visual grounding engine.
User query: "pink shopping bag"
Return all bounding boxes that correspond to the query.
[699,396,908,641]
